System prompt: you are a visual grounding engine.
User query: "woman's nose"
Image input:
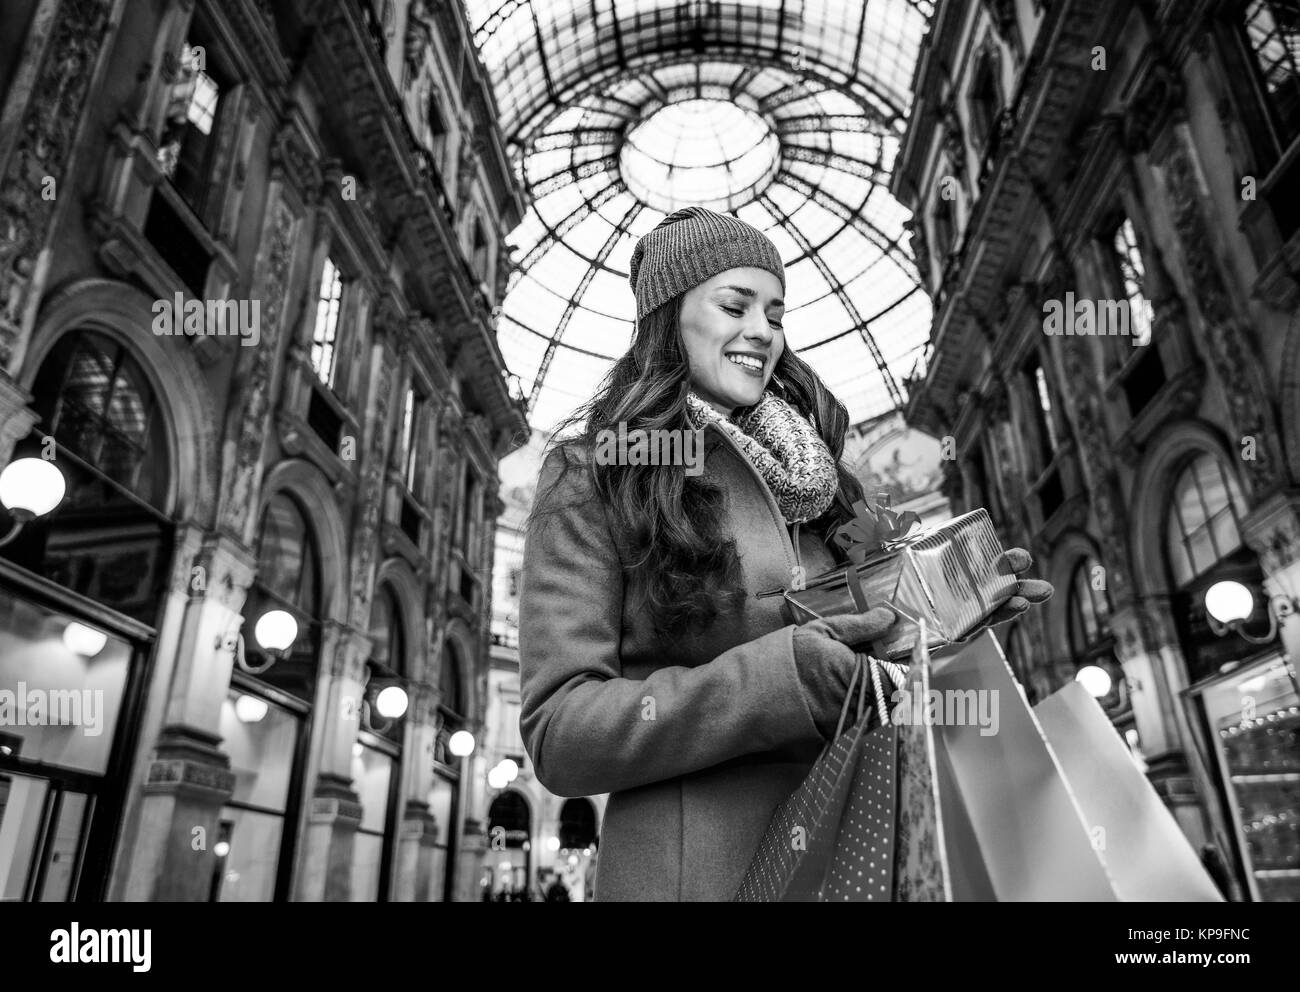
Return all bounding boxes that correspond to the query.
[743,314,774,346]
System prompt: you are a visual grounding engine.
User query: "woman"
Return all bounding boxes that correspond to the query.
[518,206,1052,901]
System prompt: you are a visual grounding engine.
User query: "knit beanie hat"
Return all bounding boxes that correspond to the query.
[628,206,786,322]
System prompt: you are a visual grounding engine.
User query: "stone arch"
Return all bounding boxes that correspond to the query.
[20,277,219,523]
[372,557,425,677]
[256,458,351,624]
[1127,419,1247,598]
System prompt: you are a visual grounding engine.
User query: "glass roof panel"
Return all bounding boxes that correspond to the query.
[469,1,935,431]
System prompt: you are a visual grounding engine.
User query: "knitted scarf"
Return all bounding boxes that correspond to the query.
[685,391,839,524]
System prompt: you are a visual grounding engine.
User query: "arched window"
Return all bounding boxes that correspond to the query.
[1066,557,1127,717]
[5,330,175,624]
[1164,453,1247,589]
[559,798,598,851]
[968,42,1003,150]
[439,640,466,733]
[31,330,168,508]
[368,585,405,673]
[216,491,323,902]
[1067,557,1112,658]
[256,493,320,618]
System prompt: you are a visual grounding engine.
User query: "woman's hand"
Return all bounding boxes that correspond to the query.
[980,548,1054,627]
[791,608,898,740]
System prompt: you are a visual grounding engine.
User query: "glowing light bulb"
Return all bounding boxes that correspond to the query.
[1205,580,1253,625]
[234,694,268,723]
[63,622,108,657]
[375,685,408,719]
[254,609,298,652]
[0,458,65,518]
[1076,664,1112,698]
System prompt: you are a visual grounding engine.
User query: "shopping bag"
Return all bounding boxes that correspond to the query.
[923,631,1121,900]
[925,631,1223,901]
[1034,682,1225,901]
[734,652,912,901]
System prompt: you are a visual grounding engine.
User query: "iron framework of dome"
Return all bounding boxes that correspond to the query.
[466,0,936,431]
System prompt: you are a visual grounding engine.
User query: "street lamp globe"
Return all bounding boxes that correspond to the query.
[375,685,409,719]
[0,457,66,520]
[254,609,298,652]
[1075,664,1112,698]
[1205,580,1254,625]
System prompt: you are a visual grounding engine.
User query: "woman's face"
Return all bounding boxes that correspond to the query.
[678,267,785,416]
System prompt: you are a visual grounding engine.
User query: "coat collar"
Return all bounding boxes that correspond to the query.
[700,420,797,566]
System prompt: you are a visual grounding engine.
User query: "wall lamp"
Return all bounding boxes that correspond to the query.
[215,608,299,673]
[361,662,409,733]
[0,457,66,547]
[1205,579,1298,646]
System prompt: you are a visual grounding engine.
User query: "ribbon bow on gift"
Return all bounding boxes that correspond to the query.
[831,495,922,566]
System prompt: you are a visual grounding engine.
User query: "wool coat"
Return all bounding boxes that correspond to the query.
[518,422,842,901]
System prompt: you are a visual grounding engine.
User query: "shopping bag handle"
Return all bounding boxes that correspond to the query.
[832,653,910,742]
[833,654,871,741]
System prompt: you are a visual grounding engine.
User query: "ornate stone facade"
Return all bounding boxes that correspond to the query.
[893,0,1300,900]
[0,0,526,903]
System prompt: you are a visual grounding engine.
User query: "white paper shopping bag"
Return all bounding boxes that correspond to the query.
[925,631,1119,900]
[1034,682,1224,901]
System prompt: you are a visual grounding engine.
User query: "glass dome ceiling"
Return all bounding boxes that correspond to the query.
[466,0,935,432]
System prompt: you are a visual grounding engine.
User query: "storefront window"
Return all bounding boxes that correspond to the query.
[427,774,455,902]
[1198,657,1300,901]
[212,688,298,902]
[350,741,393,902]
[0,585,135,901]
[217,492,322,901]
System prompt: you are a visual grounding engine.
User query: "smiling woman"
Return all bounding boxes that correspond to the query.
[517,206,1052,901]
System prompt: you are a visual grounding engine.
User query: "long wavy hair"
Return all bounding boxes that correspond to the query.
[530,292,865,634]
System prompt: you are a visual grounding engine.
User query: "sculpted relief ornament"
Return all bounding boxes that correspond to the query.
[219,199,299,539]
[0,0,113,366]
[349,334,397,628]
[1162,142,1283,493]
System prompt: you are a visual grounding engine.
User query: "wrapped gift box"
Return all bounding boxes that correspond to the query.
[782,508,1018,658]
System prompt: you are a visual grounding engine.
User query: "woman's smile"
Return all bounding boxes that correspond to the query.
[725,351,766,375]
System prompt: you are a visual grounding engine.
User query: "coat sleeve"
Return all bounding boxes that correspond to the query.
[518,447,822,798]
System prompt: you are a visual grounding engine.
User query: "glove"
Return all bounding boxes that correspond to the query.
[791,608,897,740]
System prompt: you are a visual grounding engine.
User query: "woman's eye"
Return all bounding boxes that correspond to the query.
[769,320,784,330]
[721,306,742,316]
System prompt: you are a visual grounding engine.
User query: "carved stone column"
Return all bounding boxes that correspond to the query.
[347,317,398,632]
[1242,490,1300,668]
[0,0,117,377]
[118,526,255,901]
[296,623,370,901]
[391,682,440,901]
[1153,129,1286,496]
[1054,320,1135,601]
[216,187,305,545]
